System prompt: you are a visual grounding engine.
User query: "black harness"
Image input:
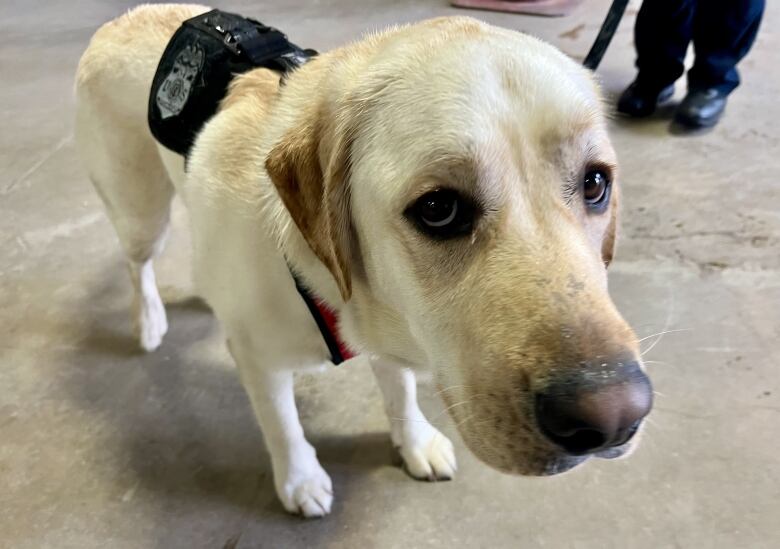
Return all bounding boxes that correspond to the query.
[148,10,354,365]
[148,9,316,157]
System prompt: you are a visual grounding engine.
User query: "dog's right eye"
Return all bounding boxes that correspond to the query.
[406,189,475,239]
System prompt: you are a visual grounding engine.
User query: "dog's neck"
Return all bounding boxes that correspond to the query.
[215,35,427,366]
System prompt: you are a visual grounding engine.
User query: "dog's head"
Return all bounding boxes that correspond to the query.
[266,17,652,476]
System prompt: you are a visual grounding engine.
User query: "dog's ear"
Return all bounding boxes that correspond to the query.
[601,187,618,267]
[265,113,353,300]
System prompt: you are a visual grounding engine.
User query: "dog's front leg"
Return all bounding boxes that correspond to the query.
[228,340,332,517]
[371,360,457,481]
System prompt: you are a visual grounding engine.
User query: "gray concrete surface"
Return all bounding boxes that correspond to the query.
[1,1,778,547]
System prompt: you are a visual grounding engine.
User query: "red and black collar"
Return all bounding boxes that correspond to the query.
[291,272,355,365]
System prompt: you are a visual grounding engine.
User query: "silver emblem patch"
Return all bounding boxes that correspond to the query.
[156,43,205,119]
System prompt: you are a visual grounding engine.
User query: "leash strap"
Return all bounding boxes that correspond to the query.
[583,0,630,70]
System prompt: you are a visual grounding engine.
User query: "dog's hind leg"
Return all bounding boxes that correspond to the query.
[371,360,457,481]
[98,165,172,353]
[76,98,174,352]
[126,239,170,353]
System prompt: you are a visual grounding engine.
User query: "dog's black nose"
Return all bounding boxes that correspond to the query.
[535,361,652,455]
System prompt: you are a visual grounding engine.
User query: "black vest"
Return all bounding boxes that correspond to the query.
[148,9,316,156]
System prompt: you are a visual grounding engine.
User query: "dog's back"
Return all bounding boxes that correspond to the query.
[77,4,209,129]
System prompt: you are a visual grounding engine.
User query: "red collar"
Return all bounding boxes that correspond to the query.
[292,272,355,364]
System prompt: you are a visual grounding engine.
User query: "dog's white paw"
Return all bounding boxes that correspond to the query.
[274,444,333,518]
[395,423,457,481]
[134,294,168,352]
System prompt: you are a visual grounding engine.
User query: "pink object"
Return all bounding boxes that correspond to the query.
[450,0,583,17]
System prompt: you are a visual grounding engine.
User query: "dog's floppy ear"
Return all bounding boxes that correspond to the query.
[265,112,353,300]
[601,187,619,267]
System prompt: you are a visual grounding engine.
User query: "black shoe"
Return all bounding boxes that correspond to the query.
[617,81,674,118]
[674,88,728,129]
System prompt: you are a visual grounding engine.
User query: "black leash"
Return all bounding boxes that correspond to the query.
[582,0,630,71]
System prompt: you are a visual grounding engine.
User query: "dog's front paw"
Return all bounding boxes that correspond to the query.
[396,423,457,481]
[274,444,333,518]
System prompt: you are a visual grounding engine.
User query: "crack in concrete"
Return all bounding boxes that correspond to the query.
[2,133,73,195]
[629,230,772,243]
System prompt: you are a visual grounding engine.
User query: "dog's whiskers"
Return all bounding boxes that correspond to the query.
[433,384,471,398]
[430,394,488,422]
[389,416,436,425]
[640,328,690,357]
[637,328,691,344]
[390,394,486,427]
[453,412,477,431]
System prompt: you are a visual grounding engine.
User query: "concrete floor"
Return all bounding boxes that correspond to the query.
[1,0,778,547]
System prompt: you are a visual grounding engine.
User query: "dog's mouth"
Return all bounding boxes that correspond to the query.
[443,389,642,477]
[541,439,632,472]
[540,454,588,475]
[595,443,632,460]
[539,441,633,476]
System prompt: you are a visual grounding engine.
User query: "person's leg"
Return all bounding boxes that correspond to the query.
[674,0,765,128]
[619,0,697,117]
[688,0,765,94]
[634,0,697,87]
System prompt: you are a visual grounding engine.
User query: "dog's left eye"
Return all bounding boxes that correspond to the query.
[583,170,611,210]
[406,189,475,239]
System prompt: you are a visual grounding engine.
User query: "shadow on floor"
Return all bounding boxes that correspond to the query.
[57,269,395,548]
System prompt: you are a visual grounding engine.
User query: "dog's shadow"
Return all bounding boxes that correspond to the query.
[61,273,395,548]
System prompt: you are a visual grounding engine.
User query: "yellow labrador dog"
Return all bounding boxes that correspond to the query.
[76,4,652,517]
